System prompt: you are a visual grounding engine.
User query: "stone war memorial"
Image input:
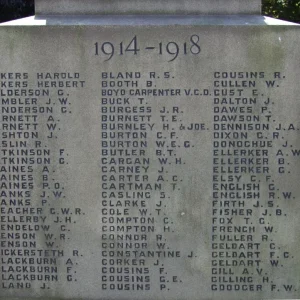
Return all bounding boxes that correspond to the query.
[0,0,300,299]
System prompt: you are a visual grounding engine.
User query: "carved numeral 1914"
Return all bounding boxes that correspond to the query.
[95,36,140,61]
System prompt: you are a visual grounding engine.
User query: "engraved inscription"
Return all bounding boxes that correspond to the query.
[0,27,299,300]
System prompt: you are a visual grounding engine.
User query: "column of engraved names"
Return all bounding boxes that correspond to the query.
[100,72,153,291]
[100,71,188,293]
[211,71,270,292]
[1,72,58,290]
[0,72,85,291]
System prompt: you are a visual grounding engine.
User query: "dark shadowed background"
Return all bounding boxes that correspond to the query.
[0,0,34,22]
[0,0,299,23]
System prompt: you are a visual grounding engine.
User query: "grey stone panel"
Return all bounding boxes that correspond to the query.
[0,16,299,300]
[35,0,261,15]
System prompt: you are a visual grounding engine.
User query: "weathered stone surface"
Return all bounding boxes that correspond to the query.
[35,0,261,15]
[2,0,300,294]
[0,17,299,300]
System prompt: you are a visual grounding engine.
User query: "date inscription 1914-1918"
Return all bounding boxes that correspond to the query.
[94,35,201,61]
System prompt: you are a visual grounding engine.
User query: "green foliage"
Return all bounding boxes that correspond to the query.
[262,0,300,23]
